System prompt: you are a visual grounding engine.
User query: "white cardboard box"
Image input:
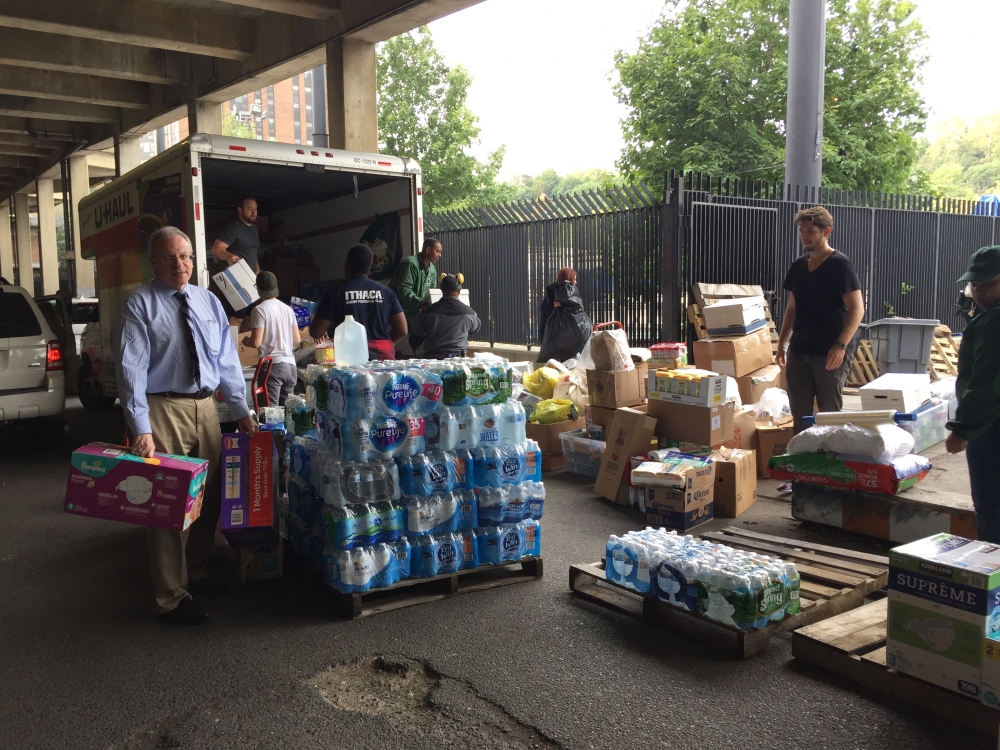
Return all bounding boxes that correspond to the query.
[860,373,931,413]
[702,296,767,336]
[212,258,260,311]
[647,372,726,407]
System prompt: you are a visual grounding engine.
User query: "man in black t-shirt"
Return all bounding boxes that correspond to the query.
[310,244,408,360]
[777,206,865,436]
[211,196,261,324]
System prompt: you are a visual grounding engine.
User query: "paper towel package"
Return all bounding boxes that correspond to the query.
[64,442,208,531]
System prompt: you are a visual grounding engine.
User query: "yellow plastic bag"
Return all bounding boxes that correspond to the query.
[530,398,579,425]
[522,366,560,399]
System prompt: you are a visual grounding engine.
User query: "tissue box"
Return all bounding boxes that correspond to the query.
[64,442,207,531]
[220,432,279,544]
[212,258,260,312]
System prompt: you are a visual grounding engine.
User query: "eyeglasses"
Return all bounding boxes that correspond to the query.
[155,254,194,265]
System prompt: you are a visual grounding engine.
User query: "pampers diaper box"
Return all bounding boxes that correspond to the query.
[887,534,1000,698]
[64,442,207,531]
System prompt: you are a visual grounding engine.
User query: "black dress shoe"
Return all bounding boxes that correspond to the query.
[188,577,228,596]
[157,596,210,626]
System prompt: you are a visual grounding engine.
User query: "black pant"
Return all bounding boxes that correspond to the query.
[786,347,855,434]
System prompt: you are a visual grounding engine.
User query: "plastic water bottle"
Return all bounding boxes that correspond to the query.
[334,315,368,366]
[501,400,527,446]
[473,445,503,488]
[434,407,459,450]
[784,562,801,616]
[496,441,527,485]
[524,439,542,482]
[474,404,503,446]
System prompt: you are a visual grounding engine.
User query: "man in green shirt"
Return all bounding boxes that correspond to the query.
[389,238,442,321]
[946,245,1000,542]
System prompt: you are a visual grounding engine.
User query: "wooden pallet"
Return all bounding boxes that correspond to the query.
[568,527,888,658]
[792,599,999,737]
[847,339,879,387]
[292,553,543,619]
[929,324,961,382]
[688,283,780,357]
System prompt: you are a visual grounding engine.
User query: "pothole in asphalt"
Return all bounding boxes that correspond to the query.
[312,655,561,749]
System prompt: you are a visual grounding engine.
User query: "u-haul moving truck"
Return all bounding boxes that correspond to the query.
[76,134,423,411]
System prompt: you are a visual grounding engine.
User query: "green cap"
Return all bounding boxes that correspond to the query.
[958,246,1000,283]
[256,271,279,299]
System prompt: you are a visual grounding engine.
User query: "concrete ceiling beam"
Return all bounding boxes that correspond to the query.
[0,96,120,124]
[0,144,59,158]
[0,0,254,61]
[0,28,189,85]
[0,66,150,109]
[0,134,64,150]
[0,155,42,169]
[213,0,339,20]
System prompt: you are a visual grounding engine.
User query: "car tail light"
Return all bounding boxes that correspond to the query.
[46,340,63,371]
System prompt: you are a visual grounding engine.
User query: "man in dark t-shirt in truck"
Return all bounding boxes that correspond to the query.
[776,206,865,438]
[310,244,408,361]
[211,196,261,325]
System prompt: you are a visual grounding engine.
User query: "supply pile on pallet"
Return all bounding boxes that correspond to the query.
[605,528,801,629]
[283,358,544,595]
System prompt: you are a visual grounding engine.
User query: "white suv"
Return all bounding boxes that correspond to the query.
[0,283,66,438]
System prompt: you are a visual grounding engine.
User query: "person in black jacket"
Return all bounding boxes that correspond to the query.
[409,274,480,358]
[537,267,592,363]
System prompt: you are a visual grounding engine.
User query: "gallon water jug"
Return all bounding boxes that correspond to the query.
[334,315,369,366]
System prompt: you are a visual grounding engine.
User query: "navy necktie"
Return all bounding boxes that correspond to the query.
[175,290,202,389]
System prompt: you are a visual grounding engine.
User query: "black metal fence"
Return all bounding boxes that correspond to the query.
[427,174,997,348]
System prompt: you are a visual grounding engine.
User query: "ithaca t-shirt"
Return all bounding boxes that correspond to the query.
[316,276,403,343]
[783,250,862,356]
[216,219,260,269]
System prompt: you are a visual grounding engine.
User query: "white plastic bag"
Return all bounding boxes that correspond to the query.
[930,377,957,402]
[553,372,589,410]
[786,422,914,463]
[578,326,634,372]
[752,387,791,422]
[725,377,743,409]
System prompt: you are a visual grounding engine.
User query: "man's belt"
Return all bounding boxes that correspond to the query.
[149,388,214,400]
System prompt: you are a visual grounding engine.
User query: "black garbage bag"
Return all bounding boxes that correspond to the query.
[537,281,592,363]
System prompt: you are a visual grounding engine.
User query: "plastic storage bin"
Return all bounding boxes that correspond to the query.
[866,318,938,374]
[898,399,949,454]
[559,428,606,479]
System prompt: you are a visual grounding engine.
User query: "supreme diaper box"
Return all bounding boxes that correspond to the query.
[221,431,279,544]
[64,442,207,531]
[887,534,1000,698]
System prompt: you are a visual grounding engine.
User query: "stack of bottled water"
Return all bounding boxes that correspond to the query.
[284,357,545,596]
[605,528,800,630]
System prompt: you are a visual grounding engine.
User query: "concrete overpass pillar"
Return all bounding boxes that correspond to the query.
[115,133,143,177]
[69,154,96,297]
[0,201,13,282]
[36,178,59,295]
[326,38,378,152]
[13,191,32,292]
[188,100,223,135]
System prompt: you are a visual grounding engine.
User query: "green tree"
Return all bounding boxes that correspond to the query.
[377,27,509,213]
[614,0,927,191]
[504,168,618,201]
[222,111,254,140]
[916,114,1000,199]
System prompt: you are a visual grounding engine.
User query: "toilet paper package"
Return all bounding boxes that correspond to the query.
[64,442,208,531]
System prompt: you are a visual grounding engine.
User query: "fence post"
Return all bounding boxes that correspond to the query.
[933,212,942,319]
[661,173,684,342]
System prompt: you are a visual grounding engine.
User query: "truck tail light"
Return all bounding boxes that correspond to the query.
[46,340,63,371]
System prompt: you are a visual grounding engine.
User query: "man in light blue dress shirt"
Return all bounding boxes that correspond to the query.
[114,226,255,625]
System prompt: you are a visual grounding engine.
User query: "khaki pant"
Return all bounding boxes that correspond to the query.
[145,395,222,613]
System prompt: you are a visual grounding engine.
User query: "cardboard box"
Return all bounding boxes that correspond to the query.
[982,634,1000,709]
[542,453,565,472]
[702,296,767,336]
[657,406,757,456]
[295,265,321,282]
[220,432,279,544]
[860,373,932,413]
[713,449,757,517]
[212,258,260,311]
[526,417,586,455]
[693,329,773,377]
[64,442,207,531]
[594,407,658,505]
[232,539,284,582]
[756,420,795,478]
[887,534,1000,699]
[238,343,260,369]
[647,399,735,446]
[586,404,646,430]
[262,255,298,276]
[631,454,714,489]
[647,370,727,407]
[641,484,714,531]
[587,366,646,409]
[736,364,786,407]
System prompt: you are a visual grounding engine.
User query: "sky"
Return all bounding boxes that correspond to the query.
[428,0,1000,179]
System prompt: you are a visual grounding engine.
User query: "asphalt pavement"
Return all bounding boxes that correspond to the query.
[0,399,992,750]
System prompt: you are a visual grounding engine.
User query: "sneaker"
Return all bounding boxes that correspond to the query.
[157,596,209,626]
[777,482,793,493]
[189,577,228,596]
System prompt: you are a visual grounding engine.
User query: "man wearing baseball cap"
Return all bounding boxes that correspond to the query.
[409,273,481,358]
[946,245,1000,542]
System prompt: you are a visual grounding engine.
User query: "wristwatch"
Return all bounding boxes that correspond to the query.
[835,341,847,350]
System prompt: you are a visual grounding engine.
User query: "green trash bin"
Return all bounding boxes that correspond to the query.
[866,318,939,374]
